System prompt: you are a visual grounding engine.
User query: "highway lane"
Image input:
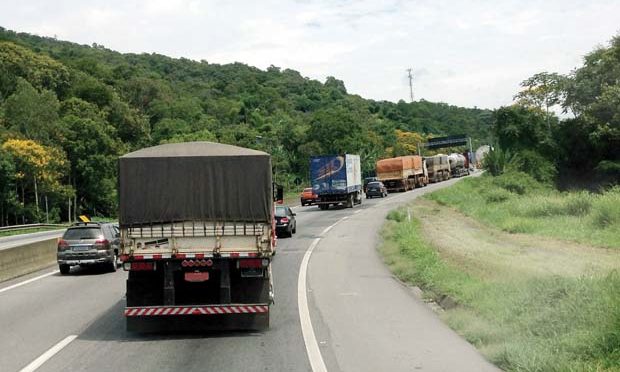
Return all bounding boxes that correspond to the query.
[1,176,495,372]
[308,178,498,371]
[0,229,64,251]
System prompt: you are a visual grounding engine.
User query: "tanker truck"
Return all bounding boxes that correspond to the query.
[448,153,470,177]
[425,154,451,183]
[119,142,276,332]
[376,155,428,192]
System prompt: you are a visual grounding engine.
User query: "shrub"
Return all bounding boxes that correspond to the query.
[563,192,593,216]
[509,149,558,185]
[591,188,620,228]
[484,188,513,203]
[482,146,512,176]
[387,209,407,222]
[492,171,544,195]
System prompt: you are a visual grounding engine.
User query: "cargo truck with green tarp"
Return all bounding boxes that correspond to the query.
[119,142,276,332]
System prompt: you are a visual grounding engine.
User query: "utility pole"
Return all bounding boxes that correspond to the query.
[406,68,414,102]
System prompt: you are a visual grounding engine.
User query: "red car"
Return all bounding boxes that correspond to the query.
[300,187,318,206]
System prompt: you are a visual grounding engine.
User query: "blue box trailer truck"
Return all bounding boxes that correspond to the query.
[310,154,363,210]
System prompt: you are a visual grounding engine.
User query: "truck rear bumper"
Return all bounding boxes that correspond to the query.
[125,304,269,317]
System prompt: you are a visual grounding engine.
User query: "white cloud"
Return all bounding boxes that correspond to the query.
[1,0,619,108]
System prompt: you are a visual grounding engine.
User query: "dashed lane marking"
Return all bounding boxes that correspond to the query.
[19,335,77,372]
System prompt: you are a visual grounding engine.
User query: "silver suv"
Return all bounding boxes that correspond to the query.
[57,222,120,274]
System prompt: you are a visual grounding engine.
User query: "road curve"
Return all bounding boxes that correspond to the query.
[0,175,496,372]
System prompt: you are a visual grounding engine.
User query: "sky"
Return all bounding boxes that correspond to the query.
[0,0,619,109]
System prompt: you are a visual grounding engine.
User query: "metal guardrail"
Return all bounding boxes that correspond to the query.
[0,223,68,232]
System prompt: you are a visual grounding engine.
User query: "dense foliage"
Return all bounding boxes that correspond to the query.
[493,35,620,188]
[0,27,492,224]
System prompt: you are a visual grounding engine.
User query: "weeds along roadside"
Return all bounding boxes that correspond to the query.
[426,172,620,249]
[379,195,620,371]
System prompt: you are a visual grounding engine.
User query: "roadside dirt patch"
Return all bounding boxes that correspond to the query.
[413,199,620,280]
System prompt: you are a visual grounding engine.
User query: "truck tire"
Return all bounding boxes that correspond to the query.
[319,204,329,210]
[346,194,354,208]
[59,264,70,275]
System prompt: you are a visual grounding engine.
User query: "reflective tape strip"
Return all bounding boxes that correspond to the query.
[124,305,269,317]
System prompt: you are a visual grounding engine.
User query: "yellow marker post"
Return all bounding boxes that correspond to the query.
[78,215,91,223]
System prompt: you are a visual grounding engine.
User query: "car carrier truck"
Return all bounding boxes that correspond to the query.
[119,142,277,332]
[376,155,428,192]
[310,154,362,210]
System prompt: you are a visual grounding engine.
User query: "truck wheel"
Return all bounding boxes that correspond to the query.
[319,204,328,210]
[346,194,354,208]
[59,264,70,275]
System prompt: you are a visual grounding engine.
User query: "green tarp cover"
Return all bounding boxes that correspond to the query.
[119,142,273,226]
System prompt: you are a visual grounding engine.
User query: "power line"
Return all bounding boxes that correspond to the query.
[406,68,414,102]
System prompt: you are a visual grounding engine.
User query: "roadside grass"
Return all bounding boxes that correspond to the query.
[380,208,620,371]
[427,173,620,248]
[0,226,65,238]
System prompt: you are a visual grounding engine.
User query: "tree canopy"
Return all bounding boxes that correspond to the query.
[0,27,492,223]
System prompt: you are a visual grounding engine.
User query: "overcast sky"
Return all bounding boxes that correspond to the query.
[1,0,619,109]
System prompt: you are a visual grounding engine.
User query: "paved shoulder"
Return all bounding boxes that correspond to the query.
[307,182,499,371]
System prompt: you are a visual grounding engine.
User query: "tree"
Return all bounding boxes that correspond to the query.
[1,139,67,222]
[3,78,60,143]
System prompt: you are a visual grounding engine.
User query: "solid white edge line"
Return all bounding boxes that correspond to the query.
[19,335,77,372]
[0,270,59,294]
[298,238,328,372]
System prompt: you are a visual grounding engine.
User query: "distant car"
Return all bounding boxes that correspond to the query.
[366,181,388,198]
[300,187,318,206]
[56,222,120,274]
[275,205,297,238]
[363,177,378,193]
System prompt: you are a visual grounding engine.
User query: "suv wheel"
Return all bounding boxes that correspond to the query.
[108,253,118,272]
[59,264,70,275]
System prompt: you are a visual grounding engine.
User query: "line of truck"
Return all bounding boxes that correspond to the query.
[115,143,471,332]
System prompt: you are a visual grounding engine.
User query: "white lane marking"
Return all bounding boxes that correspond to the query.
[354,210,362,214]
[19,335,77,372]
[321,225,334,236]
[298,238,328,372]
[0,270,59,294]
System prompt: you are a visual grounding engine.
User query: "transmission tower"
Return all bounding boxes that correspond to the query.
[406,68,414,102]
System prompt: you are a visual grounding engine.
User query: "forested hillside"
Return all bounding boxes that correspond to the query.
[0,27,492,224]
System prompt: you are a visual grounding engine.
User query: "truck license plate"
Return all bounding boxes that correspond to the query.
[184,272,209,282]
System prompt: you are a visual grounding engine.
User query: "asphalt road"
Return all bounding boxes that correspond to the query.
[0,230,65,251]
[0,175,497,372]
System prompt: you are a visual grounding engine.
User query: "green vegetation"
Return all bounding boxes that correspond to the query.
[380,201,620,371]
[0,27,493,225]
[492,35,620,189]
[428,173,620,248]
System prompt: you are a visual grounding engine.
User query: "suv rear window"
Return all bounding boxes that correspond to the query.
[368,182,382,187]
[63,227,103,240]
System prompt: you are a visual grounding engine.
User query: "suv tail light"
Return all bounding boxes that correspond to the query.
[58,239,69,251]
[280,217,289,223]
[94,239,109,249]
